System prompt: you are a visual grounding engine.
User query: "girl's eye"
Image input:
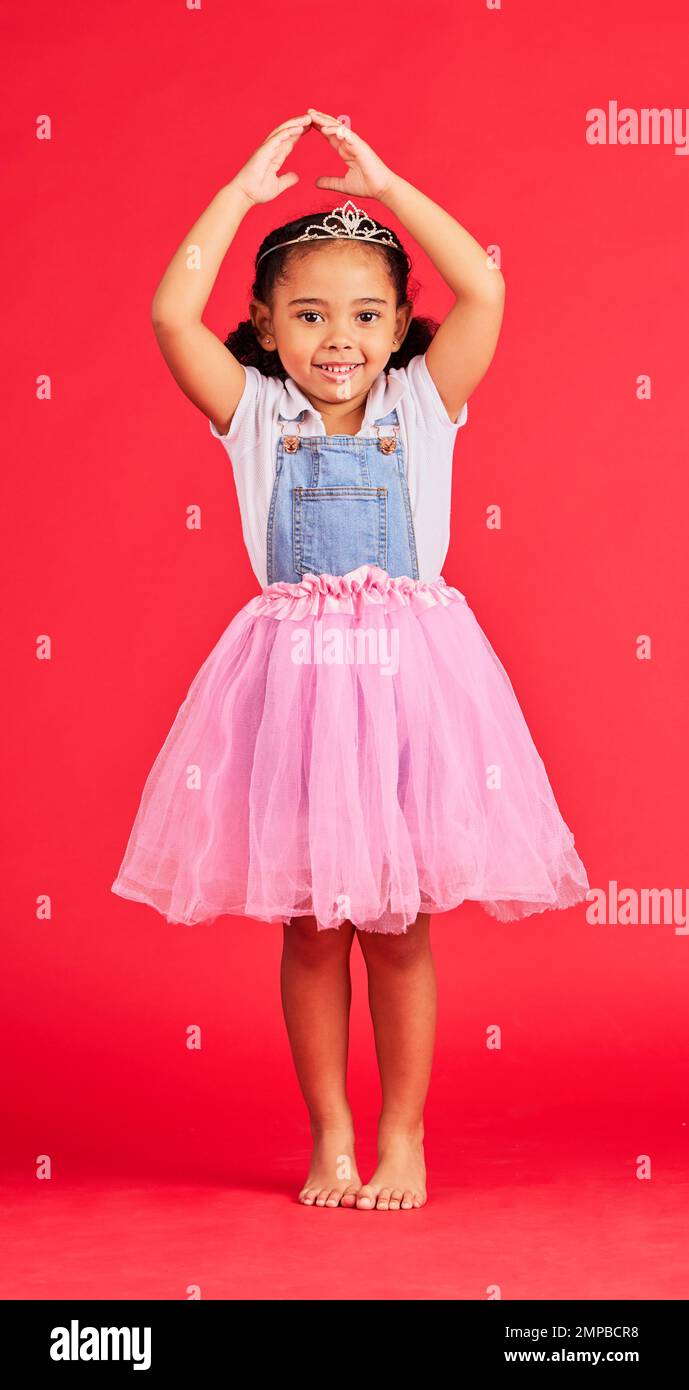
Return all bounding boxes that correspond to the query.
[297,311,382,324]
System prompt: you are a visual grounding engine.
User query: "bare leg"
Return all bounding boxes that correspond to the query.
[354,912,436,1209]
[281,915,362,1207]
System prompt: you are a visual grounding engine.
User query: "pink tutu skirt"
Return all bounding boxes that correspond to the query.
[111,564,590,933]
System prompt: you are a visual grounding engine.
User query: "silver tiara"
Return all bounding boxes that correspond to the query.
[256,200,398,266]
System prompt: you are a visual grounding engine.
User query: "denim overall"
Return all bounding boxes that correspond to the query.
[266,408,420,584]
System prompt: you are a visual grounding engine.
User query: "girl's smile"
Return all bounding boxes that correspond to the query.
[313,361,364,380]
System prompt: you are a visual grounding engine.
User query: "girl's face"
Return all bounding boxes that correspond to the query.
[252,242,412,407]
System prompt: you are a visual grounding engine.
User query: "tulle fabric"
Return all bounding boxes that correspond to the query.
[111,564,590,933]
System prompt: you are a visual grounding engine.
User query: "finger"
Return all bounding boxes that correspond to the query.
[276,172,300,193]
[320,129,359,156]
[316,128,357,159]
[266,129,307,162]
[314,176,349,192]
[321,122,356,141]
[308,109,349,132]
[267,132,302,167]
[265,114,312,138]
[263,117,312,144]
[272,126,305,145]
[307,107,340,122]
[317,140,353,162]
[267,124,309,147]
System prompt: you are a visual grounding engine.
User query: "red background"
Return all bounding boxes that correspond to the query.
[3,0,688,1299]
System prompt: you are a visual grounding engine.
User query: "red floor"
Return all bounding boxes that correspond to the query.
[4,1118,688,1299]
[5,902,689,1300]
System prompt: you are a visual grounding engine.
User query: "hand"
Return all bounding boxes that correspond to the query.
[308,108,397,201]
[231,114,313,206]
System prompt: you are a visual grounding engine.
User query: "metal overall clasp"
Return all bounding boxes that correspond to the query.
[281,420,397,453]
[374,424,399,454]
[280,421,301,452]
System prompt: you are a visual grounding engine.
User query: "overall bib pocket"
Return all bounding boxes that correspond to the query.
[293,486,388,577]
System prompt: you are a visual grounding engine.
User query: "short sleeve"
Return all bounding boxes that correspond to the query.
[405,352,468,430]
[208,363,259,448]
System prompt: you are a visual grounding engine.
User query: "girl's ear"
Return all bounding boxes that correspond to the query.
[394,302,415,346]
[249,297,272,342]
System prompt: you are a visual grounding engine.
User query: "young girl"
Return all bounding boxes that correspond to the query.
[112,108,590,1211]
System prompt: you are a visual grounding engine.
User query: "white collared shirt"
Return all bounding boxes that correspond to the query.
[208,351,468,587]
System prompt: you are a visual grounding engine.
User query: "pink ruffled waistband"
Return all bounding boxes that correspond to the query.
[245,563,467,621]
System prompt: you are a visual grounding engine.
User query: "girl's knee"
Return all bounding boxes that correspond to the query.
[282,914,354,957]
[357,913,431,964]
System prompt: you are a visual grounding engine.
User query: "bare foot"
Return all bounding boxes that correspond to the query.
[298,1124,362,1208]
[355,1128,427,1210]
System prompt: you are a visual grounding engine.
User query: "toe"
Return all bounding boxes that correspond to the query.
[299,1187,317,1205]
[340,1185,360,1207]
[376,1187,392,1210]
[389,1188,404,1210]
[315,1188,331,1206]
[356,1185,377,1209]
[401,1189,414,1209]
[325,1188,341,1207]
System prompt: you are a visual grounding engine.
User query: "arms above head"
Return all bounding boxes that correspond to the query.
[150,182,251,437]
[377,175,506,423]
[150,114,315,436]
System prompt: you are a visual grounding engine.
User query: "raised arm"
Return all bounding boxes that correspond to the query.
[308,109,505,423]
[378,175,505,422]
[151,182,251,435]
[150,114,313,436]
